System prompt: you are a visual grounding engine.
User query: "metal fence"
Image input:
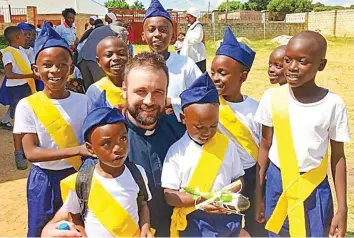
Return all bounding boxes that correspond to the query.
[0,6,27,23]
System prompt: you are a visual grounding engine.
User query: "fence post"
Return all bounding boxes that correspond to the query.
[333,10,337,37]
[8,4,12,23]
[26,6,37,26]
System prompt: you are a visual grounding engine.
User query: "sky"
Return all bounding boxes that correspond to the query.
[97,0,354,11]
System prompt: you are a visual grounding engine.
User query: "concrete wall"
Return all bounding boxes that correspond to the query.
[336,10,354,37]
[178,22,307,41]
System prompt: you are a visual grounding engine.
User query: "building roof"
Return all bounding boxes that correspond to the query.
[3,0,107,16]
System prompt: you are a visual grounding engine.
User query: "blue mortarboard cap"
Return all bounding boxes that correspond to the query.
[82,91,126,142]
[180,72,219,111]
[34,22,71,61]
[216,27,256,70]
[143,0,172,23]
[17,22,32,31]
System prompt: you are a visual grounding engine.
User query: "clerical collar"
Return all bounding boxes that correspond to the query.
[126,115,157,136]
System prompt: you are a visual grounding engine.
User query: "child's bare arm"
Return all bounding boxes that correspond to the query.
[329,140,347,237]
[255,125,272,223]
[22,133,92,162]
[71,213,87,237]
[164,188,197,207]
[4,63,35,79]
[139,201,153,237]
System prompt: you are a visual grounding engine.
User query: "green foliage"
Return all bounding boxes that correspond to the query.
[130,0,145,10]
[247,0,270,11]
[313,5,346,12]
[267,0,312,13]
[104,0,129,9]
[217,1,245,11]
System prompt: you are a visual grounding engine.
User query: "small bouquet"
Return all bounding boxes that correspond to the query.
[183,180,250,214]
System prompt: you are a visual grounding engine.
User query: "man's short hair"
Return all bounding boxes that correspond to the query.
[62,8,76,17]
[4,26,21,42]
[124,52,169,87]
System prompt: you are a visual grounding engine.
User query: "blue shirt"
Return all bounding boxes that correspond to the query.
[55,23,76,46]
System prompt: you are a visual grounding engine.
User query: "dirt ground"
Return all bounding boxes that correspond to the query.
[0,38,353,236]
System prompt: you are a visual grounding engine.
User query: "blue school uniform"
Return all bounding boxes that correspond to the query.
[265,162,333,237]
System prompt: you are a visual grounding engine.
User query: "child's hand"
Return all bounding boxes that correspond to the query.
[254,197,266,224]
[140,223,154,238]
[42,221,81,237]
[201,203,227,215]
[78,145,94,157]
[329,211,347,237]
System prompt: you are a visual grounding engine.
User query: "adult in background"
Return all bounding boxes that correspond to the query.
[105,12,117,25]
[181,7,207,73]
[78,24,128,90]
[55,8,78,51]
[89,16,98,29]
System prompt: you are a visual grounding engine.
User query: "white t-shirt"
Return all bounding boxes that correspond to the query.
[174,40,183,50]
[86,83,111,106]
[161,133,245,192]
[218,96,261,170]
[20,46,35,64]
[166,53,202,119]
[62,165,152,237]
[255,88,351,172]
[1,47,31,87]
[13,92,91,170]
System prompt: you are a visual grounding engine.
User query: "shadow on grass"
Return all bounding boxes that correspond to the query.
[347,231,354,237]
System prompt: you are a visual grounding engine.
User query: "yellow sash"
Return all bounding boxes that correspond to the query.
[61,172,140,237]
[219,96,259,161]
[26,92,82,170]
[170,132,229,237]
[2,46,36,94]
[266,85,328,236]
[95,77,126,107]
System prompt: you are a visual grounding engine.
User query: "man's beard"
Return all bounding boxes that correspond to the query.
[127,102,164,127]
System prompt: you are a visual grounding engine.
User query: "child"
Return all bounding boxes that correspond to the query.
[17,22,35,64]
[2,25,36,170]
[268,45,287,86]
[85,36,129,108]
[60,92,154,237]
[255,31,350,237]
[162,72,246,237]
[174,33,185,54]
[13,22,91,237]
[143,0,202,119]
[211,27,266,236]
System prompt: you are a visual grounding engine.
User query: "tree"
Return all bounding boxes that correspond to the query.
[217,1,245,11]
[267,0,313,13]
[350,5,354,9]
[104,0,129,9]
[130,0,145,10]
[247,0,270,11]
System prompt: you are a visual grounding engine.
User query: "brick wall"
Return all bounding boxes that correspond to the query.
[0,22,17,35]
[308,11,336,35]
[336,10,354,37]
[178,22,306,41]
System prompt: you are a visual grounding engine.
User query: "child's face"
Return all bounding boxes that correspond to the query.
[16,30,26,47]
[211,55,248,97]
[87,123,128,168]
[284,38,326,88]
[33,47,74,92]
[97,37,129,77]
[23,30,31,48]
[182,103,219,145]
[143,17,173,54]
[178,34,184,41]
[268,49,287,85]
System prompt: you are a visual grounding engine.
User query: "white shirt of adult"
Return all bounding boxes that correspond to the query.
[62,165,152,237]
[218,96,261,170]
[1,46,31,87]
[166,52,202,120]
[180,21,206,63]
[255,88,351,172]
[161,132,245,192]
[13,92,92,170]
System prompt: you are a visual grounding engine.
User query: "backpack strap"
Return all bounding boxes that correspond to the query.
[125,161,149,211]
[75,165,95,221]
